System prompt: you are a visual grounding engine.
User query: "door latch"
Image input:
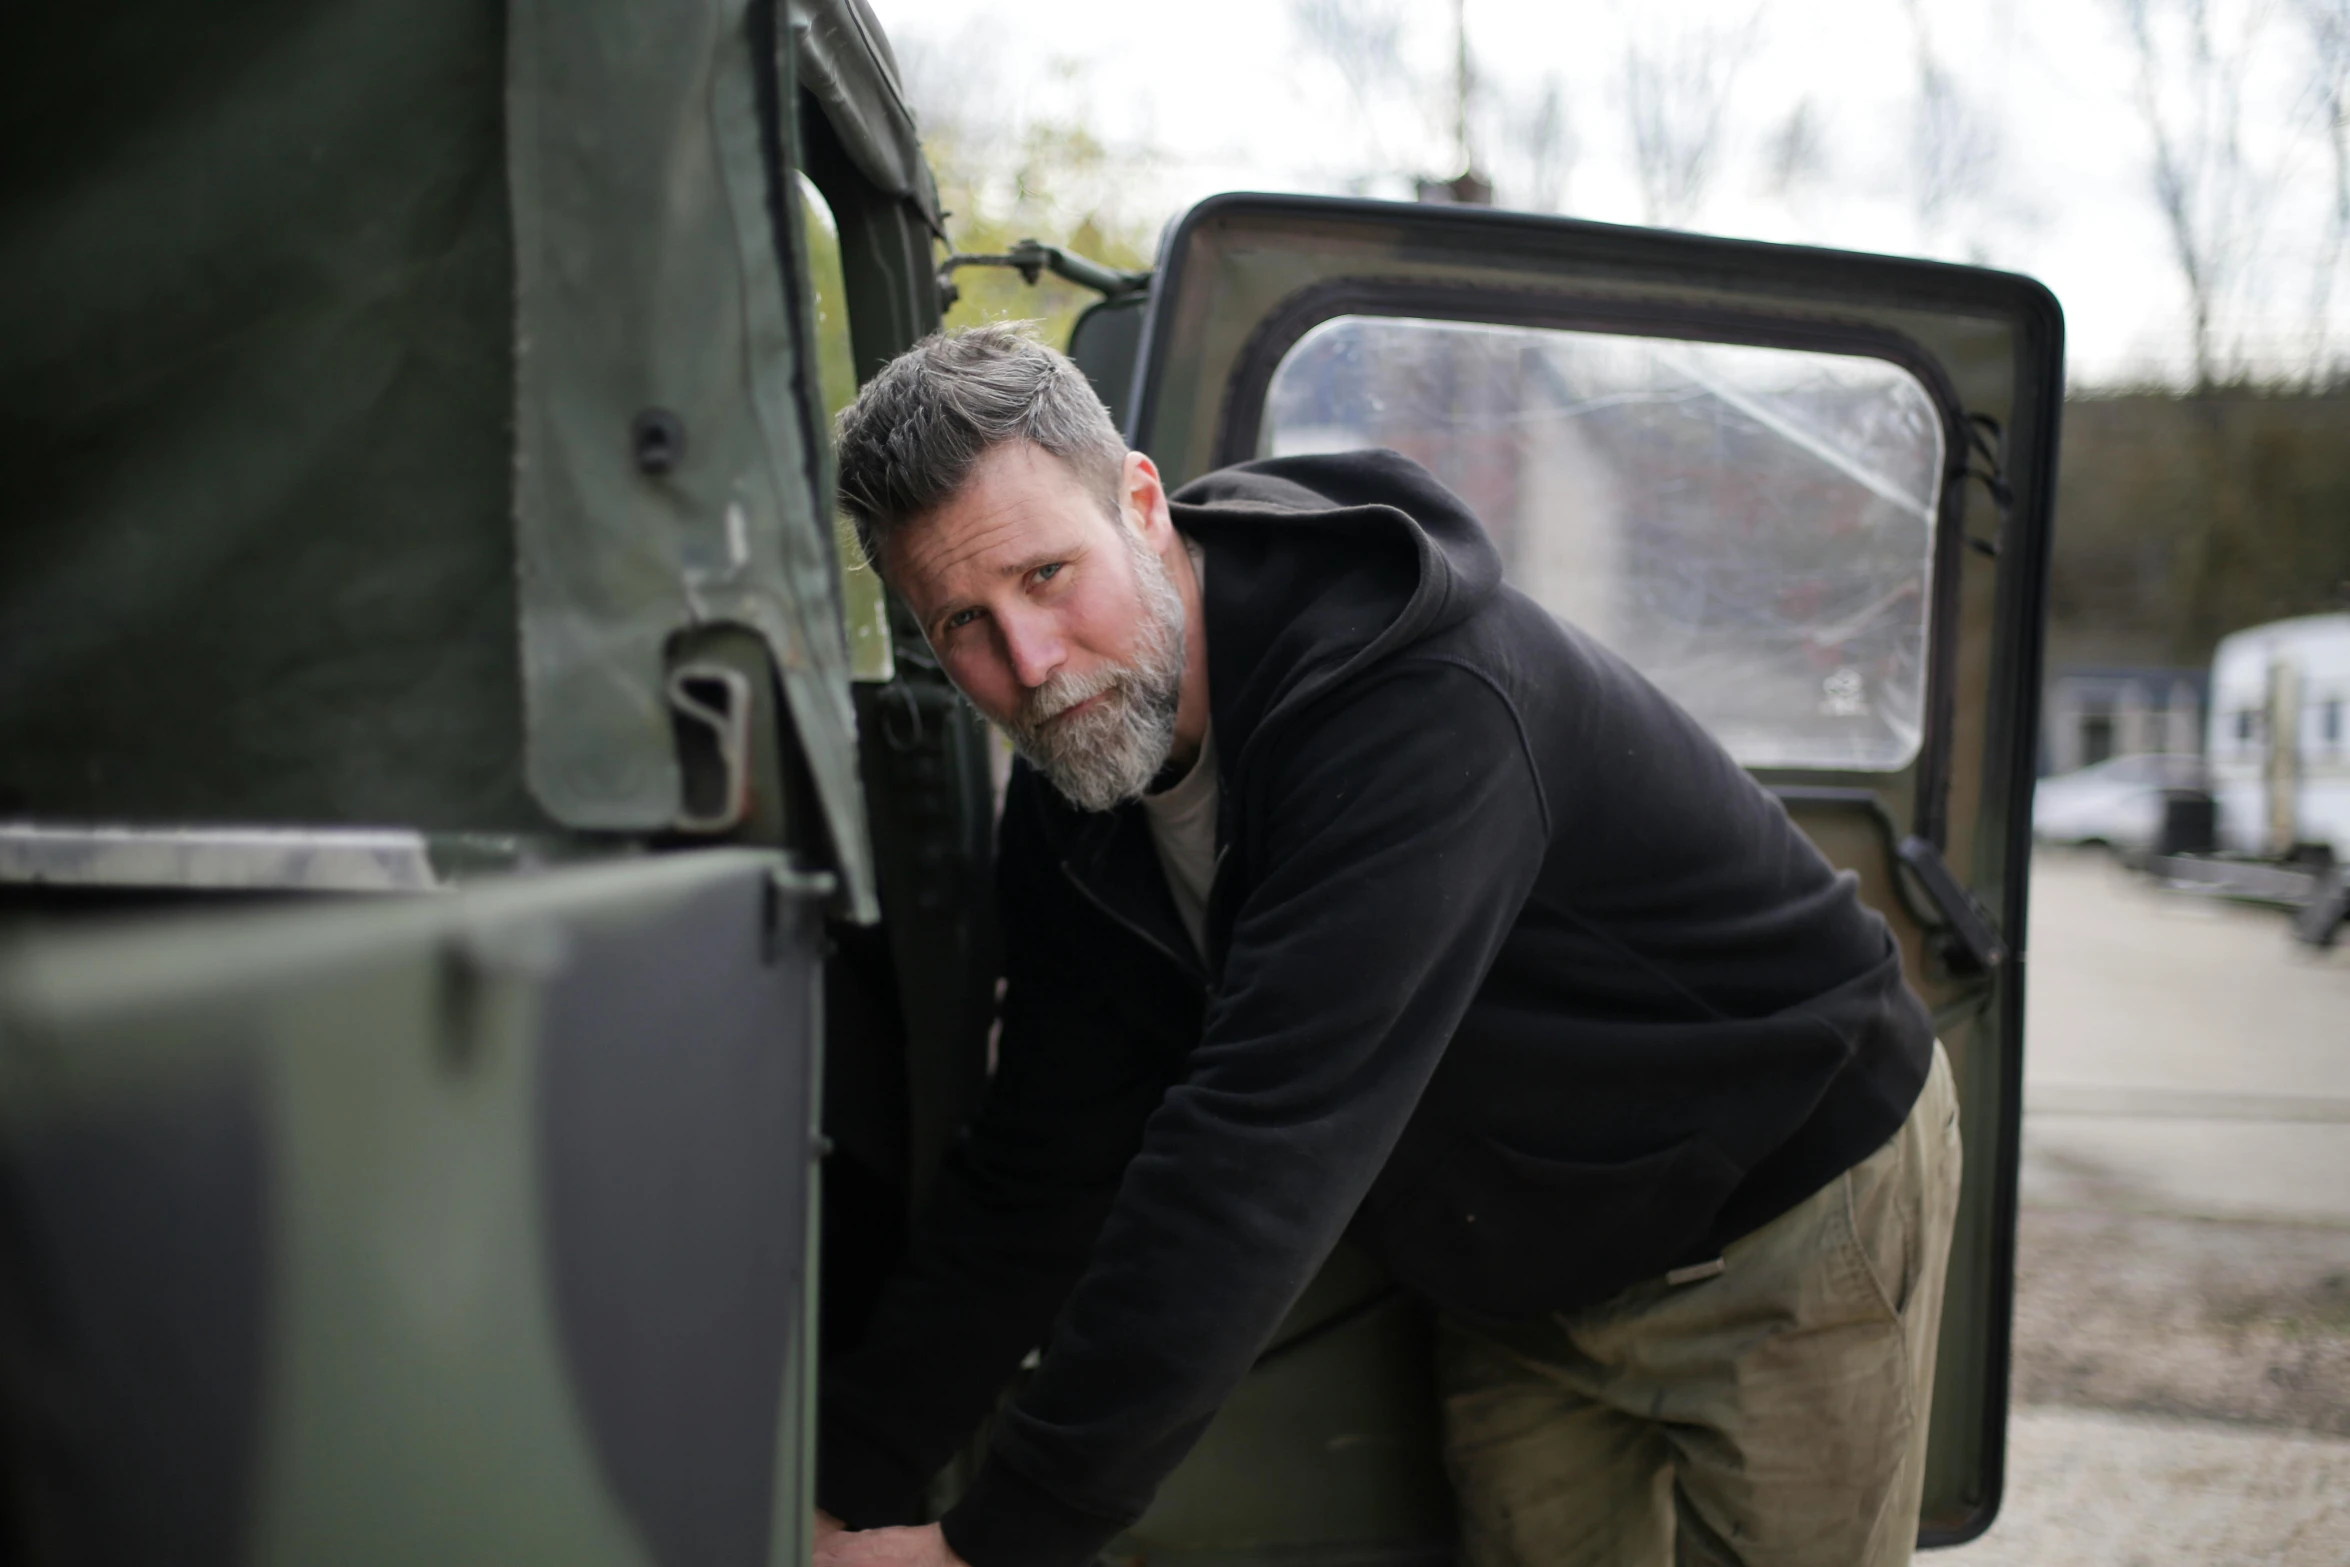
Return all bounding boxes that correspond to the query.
[1896,835,2008,977]
[667,663,754,834]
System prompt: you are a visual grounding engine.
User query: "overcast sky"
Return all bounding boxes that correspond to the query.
[867,0,2349,388]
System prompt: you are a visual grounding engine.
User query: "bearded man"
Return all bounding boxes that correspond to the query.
[811,325,1962,1567]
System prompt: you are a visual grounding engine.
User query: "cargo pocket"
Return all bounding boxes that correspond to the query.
[1378,1133,1744,1320]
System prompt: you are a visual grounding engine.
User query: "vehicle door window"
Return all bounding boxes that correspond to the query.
[1262,315,1944,772]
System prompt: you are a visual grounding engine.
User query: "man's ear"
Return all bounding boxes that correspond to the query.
[1122,450,1174,548]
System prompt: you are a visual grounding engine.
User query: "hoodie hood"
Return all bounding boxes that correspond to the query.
[1168,448,1505,771]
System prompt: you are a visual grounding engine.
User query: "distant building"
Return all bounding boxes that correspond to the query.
[2041,666,2206,776]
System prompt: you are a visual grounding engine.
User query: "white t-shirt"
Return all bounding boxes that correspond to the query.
[1142,540,1217,959]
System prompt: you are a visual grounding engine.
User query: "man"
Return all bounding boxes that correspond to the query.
[813,325,1962,1567]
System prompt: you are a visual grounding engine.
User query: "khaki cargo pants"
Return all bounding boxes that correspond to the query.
[1438,1043,1963,1567]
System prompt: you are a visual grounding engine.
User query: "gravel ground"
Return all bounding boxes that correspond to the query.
[1944,1406,2350,1566]
[1939,1206,2350,1565]
[2008,1207,2350,1437]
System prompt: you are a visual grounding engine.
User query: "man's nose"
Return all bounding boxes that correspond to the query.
[998,609,1066,691]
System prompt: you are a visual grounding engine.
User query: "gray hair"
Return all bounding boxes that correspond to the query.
[833,323,1129,571]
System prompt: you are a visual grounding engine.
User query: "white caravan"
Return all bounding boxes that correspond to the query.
[2207,613,2350,859]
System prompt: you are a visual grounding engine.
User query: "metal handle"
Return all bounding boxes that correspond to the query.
[1896,835,2008,977]
[935,238,1150,311]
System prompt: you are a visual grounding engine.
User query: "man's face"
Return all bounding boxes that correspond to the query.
[885,441,1187,812]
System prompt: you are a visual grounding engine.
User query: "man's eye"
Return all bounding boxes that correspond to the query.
[944,607,982,632]
[1034,562,1064,584]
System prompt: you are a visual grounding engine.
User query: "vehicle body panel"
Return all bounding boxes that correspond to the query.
[1,7,910,1564]
[0,851,826,1566]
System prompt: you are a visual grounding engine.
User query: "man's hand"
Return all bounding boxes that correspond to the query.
[813,1509,847,1547]
[812,1522,969,1567]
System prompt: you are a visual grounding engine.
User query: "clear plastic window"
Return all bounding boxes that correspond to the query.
[1263,315,1946,771]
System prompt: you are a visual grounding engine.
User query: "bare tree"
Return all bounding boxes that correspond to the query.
[1507,77,1576,212]
[2295,0,2350,379]
[1618,10,1765,228]
[1450,0,1476,176]
[1902,0,2002,255]
[1290,0,1417,172]
[1295,0,1532,200]
[1762,96,1830,202]
[2114,0,2274,389]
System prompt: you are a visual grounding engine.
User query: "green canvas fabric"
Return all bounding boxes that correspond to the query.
[788,0,941,231]
[0,0,880,916]
[0,0,531,831]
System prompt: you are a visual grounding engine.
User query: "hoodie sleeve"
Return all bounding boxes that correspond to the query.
[816,771,1199,1529]
[940,657,1550,1567]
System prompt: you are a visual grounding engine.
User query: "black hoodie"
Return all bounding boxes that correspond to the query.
[819,451,1936,1567]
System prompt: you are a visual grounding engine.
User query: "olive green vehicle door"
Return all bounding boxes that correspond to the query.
[1099,194,2060,1559]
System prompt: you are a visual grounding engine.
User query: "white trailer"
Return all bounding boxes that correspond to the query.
[2206,612,2350,860]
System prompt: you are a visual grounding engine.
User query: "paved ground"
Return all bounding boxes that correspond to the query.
[1942,850,2350,1565]
[2018,848,2350,1225]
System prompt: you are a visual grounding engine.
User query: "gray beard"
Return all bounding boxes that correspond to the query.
[998,534,1187,814]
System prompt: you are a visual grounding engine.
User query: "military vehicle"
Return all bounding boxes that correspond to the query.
[0,1,2060,1561]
